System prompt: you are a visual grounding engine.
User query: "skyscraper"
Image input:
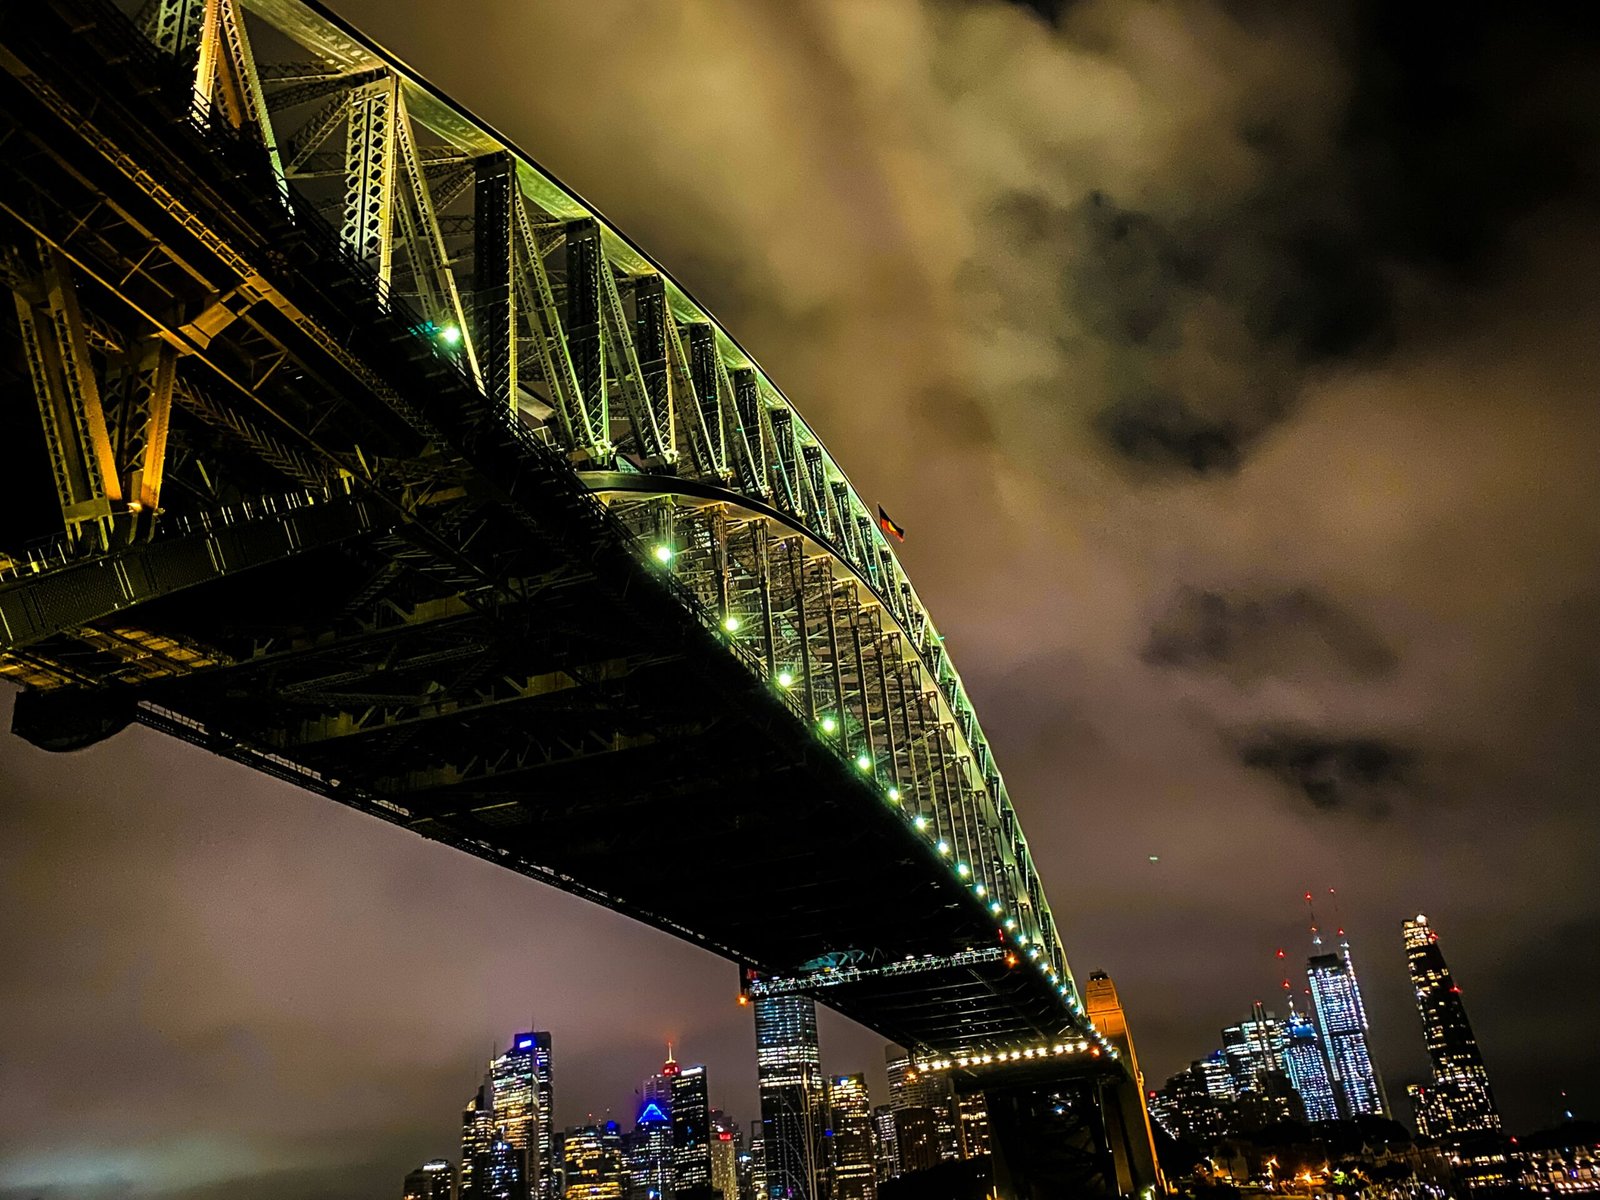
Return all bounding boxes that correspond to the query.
[710,1129,738,1200]
[1403,914,1502,1136]
[494,1036,543,1191]
[517,1033,557,1200]
[755,994,826,1199]
[1308,939,1386,1118]
[628,1089,674,1200]
[671,1062,712,1195]
[826,1074,877,1200]
[1283,1002,1340,1124]
[870,1106,900,1182]
[884,1046,961,1163]
[405,1159,458,1200]
[1221,1013,1289,1093]
[564,1123,626,1200]
[462,1077,501,1200]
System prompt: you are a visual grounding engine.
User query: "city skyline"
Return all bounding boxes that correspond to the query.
[4,0,1599,1196]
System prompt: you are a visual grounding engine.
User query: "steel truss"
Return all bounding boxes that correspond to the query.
[0,0,1108,1064]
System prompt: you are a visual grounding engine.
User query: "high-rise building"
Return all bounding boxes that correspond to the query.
[1221,1013,1288,1093]
[462,1077,501,1200]
[1308,937,1386,1118]
[406,1159,457,1200]
[477,1135,530,1200]
[826,1074,877,1200]
[954,1094,990,1160]
[671,1062,712,1194]
[518,1034,557,1200]
[884,1046,961,1163]
[1283,1002,1339,1124]
[755,995,826,1199]
[1403,914,1502,1137]
[1195,1052,1237,1102]
[628,1090,674,1200]
[1151,1066,1228,1144]
[494,1036,544,1191]
[870,1106,899,1182]
[748,1123,767,1200]
[711,1129,738,1200]
[891,1107,940,1176]
[564,1123,626,1200]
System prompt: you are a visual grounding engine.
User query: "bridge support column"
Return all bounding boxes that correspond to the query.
[975,1071,1162,1199]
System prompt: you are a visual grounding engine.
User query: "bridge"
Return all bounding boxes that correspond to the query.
[0,0,1160,1193]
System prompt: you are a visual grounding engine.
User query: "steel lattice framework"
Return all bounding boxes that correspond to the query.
[0,0,1125,1076]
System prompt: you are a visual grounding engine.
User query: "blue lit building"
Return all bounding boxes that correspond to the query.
[628,1090,674,1200]
[1308,941,1386,1118]
[1283,1003,1340,1123]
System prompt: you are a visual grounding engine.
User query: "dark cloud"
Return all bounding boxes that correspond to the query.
[1237,730,1414,815]
[1144,587,1396,683]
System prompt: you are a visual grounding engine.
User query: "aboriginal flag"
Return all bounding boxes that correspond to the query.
[878,505,906,541]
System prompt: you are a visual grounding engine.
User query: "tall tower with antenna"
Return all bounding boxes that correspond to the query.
[1304,891,1387,1118]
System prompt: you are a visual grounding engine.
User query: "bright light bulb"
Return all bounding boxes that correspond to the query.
[653,545,674,564]
[723,615,741,632]
[975,884,987,897]
[776,670,795,688]
[914,815,929,831]
[440,323,462,345]
[989,901,1002,915]
[820,716,838,735]
[886,787,901,802]
[956,863,970,878]
[855,753,872,772]
[936,840,951,855]
[1004,918,1017,930]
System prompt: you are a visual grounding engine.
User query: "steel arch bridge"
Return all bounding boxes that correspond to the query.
[0,0,1160,1192]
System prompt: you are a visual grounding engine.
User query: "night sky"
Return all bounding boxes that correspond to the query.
[4,1,1600,1197]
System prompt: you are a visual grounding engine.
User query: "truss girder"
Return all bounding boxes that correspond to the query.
[0,492,381,651]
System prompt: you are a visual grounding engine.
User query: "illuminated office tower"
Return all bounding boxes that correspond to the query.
[871,1107,899,1182]
[710,1129,738,1200]
[405,1159,457,1200]
[462,1078,500,1200]
[564,1123,626,1200]
[748,1123,767,1199]
[826,1074,877,1200]
[671,1062,713,1194]
[1221,1013,1289,1092]
[508,1033,556,1200]
[494,1036,543,1189]
[884,1046,960,1162]
[629,1089,674,1200]
[1308,938,1386,1117]
[755,994,826,1199]
[478,1135,530,1200]
[955,1094,990,1159]
[1403,915,1502,1136]
[1283,1002,1340,1124]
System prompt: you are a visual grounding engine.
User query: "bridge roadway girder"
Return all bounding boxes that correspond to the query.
[0,0,1116,1075]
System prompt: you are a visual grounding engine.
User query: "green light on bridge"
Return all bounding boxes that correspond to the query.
[776,670,795,688]
[653,545,674,564]
[855,753,872,772]
[886,786,901,802]
[819,715,838,735]
[956,862,970,878]
[722,615,741,632]
[439,323,462,346]
[913,814,929,831]
[936,840,951,856]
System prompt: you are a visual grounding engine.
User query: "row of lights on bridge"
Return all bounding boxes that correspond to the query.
[648,543,1112,1056]
[914,1040,1110,1073]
